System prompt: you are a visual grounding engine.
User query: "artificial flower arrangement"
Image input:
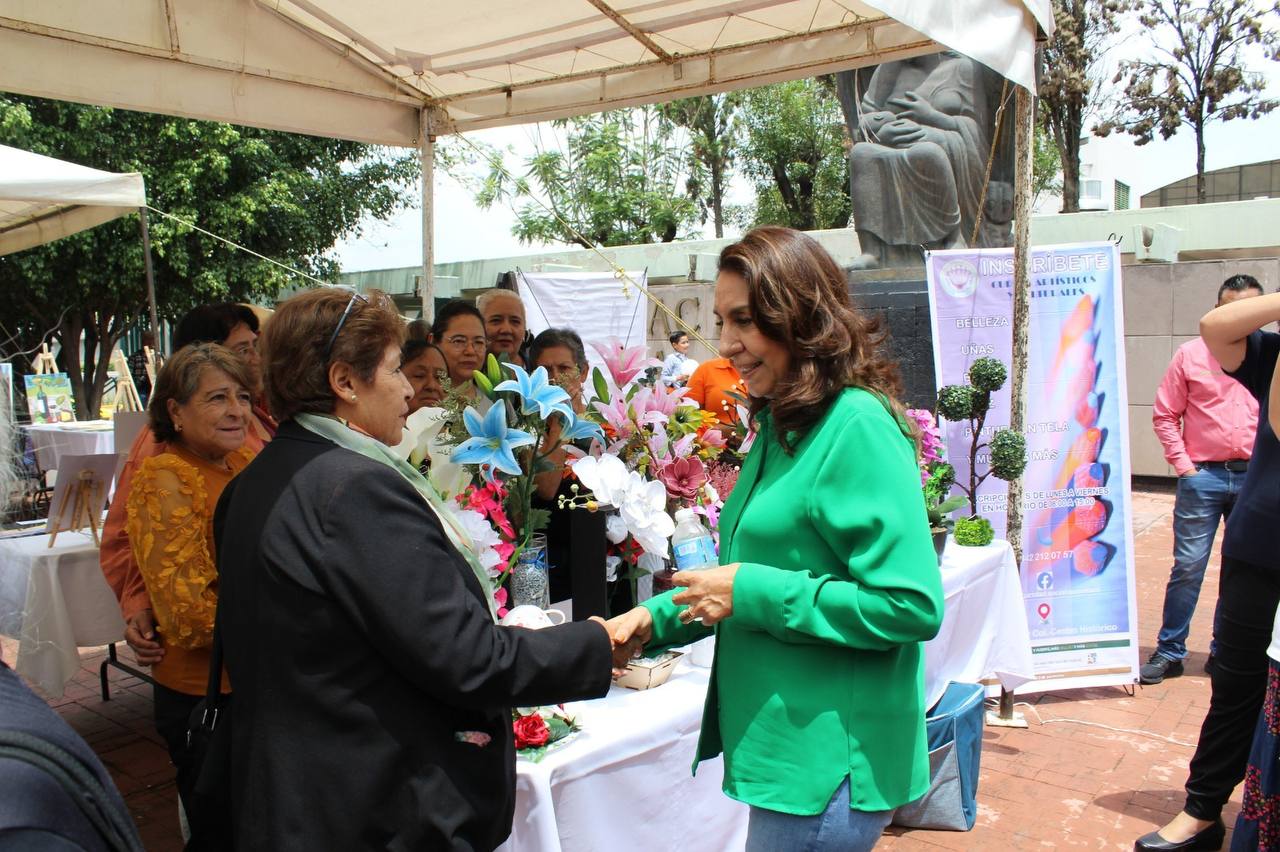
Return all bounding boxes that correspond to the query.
[511,705,581,762]
[401,354,605,616]
[560,339,730,604]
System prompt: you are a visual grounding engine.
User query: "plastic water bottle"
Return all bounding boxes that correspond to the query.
[671,508,717,573]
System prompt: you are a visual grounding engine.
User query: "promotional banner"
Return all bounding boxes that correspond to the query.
[927,242,1139,692]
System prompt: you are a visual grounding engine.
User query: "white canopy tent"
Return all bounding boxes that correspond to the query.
[0,0,1053,714]
[0,144,160,333]
[0,145,146,256]
[0,0,1052,316]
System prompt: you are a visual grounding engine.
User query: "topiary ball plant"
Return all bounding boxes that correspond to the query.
[953,515,994,547]
[968,357,1008,393]
[989,429,1028,482]
[935,356,1028,545]
[936,384,978,422]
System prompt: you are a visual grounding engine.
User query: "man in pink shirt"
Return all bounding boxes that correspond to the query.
[1141,275,1263,684]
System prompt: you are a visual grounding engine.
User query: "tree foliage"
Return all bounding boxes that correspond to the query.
[658,93,742,238]
[474,107,702,248]
[1038,0,1122,212]
[731,78,851,231]
[1032,123,1065,208]
[1098,0,1279,203]
[0,95,417,418]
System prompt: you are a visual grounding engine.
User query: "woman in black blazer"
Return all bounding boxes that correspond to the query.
[214,288,613,851]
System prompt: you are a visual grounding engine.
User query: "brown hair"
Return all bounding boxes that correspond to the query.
[148,343,253,443]
[718,226,905,453]
[261,288,404,421]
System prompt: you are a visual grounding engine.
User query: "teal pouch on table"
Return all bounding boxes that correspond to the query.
[891,681,986,831]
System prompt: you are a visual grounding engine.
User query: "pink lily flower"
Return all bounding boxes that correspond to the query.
[648,432,670,463]
[629,388,670,428]
[672,433,697,459]
[591,395,636,440]
[699,429,727,450]
[647,385,689,419]
[591,338,659,387]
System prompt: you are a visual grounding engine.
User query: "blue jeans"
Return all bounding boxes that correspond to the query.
[745,780,893,852]
[1154,465,1245,662]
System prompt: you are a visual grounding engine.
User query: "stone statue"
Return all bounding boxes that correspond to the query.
[847,51,992,268]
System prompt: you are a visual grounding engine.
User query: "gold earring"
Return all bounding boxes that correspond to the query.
[350,394,358,401]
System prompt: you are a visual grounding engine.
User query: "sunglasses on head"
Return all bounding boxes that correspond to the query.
[323,292,369,359]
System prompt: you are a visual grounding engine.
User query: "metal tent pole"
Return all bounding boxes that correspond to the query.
[420,108,436,324]
[139,208,160,347]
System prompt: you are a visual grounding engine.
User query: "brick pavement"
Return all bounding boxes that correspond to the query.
[1,484,1233,851]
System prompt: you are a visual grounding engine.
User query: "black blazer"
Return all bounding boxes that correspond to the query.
[213,421,612,851]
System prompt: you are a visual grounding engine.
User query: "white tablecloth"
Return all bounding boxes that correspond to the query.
[500,649,749,852]
[923,538,1035,709]
[25,422,115,471]
[0,532,121,696]
[501,545,1035,851]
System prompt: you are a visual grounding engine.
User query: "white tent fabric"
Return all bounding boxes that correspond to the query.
[0,1,1052,146]
[0,145,147,256]
[518,270,650,383]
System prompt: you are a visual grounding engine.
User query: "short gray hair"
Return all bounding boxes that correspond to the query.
[476,288,525,317]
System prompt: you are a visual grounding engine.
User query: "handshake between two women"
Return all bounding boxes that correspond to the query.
[599,562,740,674]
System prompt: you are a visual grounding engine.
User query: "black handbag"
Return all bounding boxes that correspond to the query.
[182,612,234,850]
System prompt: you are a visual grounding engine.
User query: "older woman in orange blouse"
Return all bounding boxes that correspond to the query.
[125,342,256,837]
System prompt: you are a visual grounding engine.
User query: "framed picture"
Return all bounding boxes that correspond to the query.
[24,373,76,424]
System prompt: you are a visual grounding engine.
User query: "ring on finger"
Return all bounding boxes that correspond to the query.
[679,607,697,624]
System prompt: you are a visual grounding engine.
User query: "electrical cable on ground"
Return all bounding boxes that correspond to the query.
[984,699,1197,749]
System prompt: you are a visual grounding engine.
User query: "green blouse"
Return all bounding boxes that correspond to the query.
[643,387,944,815]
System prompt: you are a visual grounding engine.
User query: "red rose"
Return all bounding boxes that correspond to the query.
[512,714,550,749]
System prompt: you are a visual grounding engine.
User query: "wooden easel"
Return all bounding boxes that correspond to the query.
[143,346,158,385]
[33,343,57,375]
[108,349,144,413]
[47,470,105,548]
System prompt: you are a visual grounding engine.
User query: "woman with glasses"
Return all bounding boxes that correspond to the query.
[214,288,612,851]
[431,299,488,398]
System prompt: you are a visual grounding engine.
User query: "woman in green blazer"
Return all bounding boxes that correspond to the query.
[606,226,944,851]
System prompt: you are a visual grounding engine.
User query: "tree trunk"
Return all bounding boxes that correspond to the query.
[1061,101,1083,213]
[57,314,88,421]
[710,158,725,239]
[771,160,799,225]
[1195,122,1207,204]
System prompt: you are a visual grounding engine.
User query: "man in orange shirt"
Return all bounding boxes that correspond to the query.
[103,303,272,665]
[685,356,747,426]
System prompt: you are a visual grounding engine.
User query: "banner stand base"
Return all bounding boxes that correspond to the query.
[985,709,1028,728]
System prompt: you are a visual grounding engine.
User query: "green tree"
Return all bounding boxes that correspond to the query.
[1098,0,1279,203]
[475,107,701,248]
[1033,123,1065,208]
[0,95,417,418]
[1038,0,1122,212]
[659,93,742,238]
[733,78,851,231]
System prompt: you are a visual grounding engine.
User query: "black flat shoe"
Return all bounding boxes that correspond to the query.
[1134,819,1225,851]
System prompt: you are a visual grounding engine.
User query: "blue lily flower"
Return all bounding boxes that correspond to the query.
[559,412,605,444]
[494,364,574,422]
[451,404,535,479]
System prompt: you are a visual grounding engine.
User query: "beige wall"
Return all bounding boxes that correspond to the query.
[1124,258,1279,477]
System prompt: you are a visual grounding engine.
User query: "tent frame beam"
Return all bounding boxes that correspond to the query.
[583,0,676,63]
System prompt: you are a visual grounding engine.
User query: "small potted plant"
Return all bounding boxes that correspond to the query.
[935,357,1028,548]
[907,408,968,563]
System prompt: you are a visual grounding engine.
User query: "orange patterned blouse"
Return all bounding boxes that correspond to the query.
[126,444,254,695]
